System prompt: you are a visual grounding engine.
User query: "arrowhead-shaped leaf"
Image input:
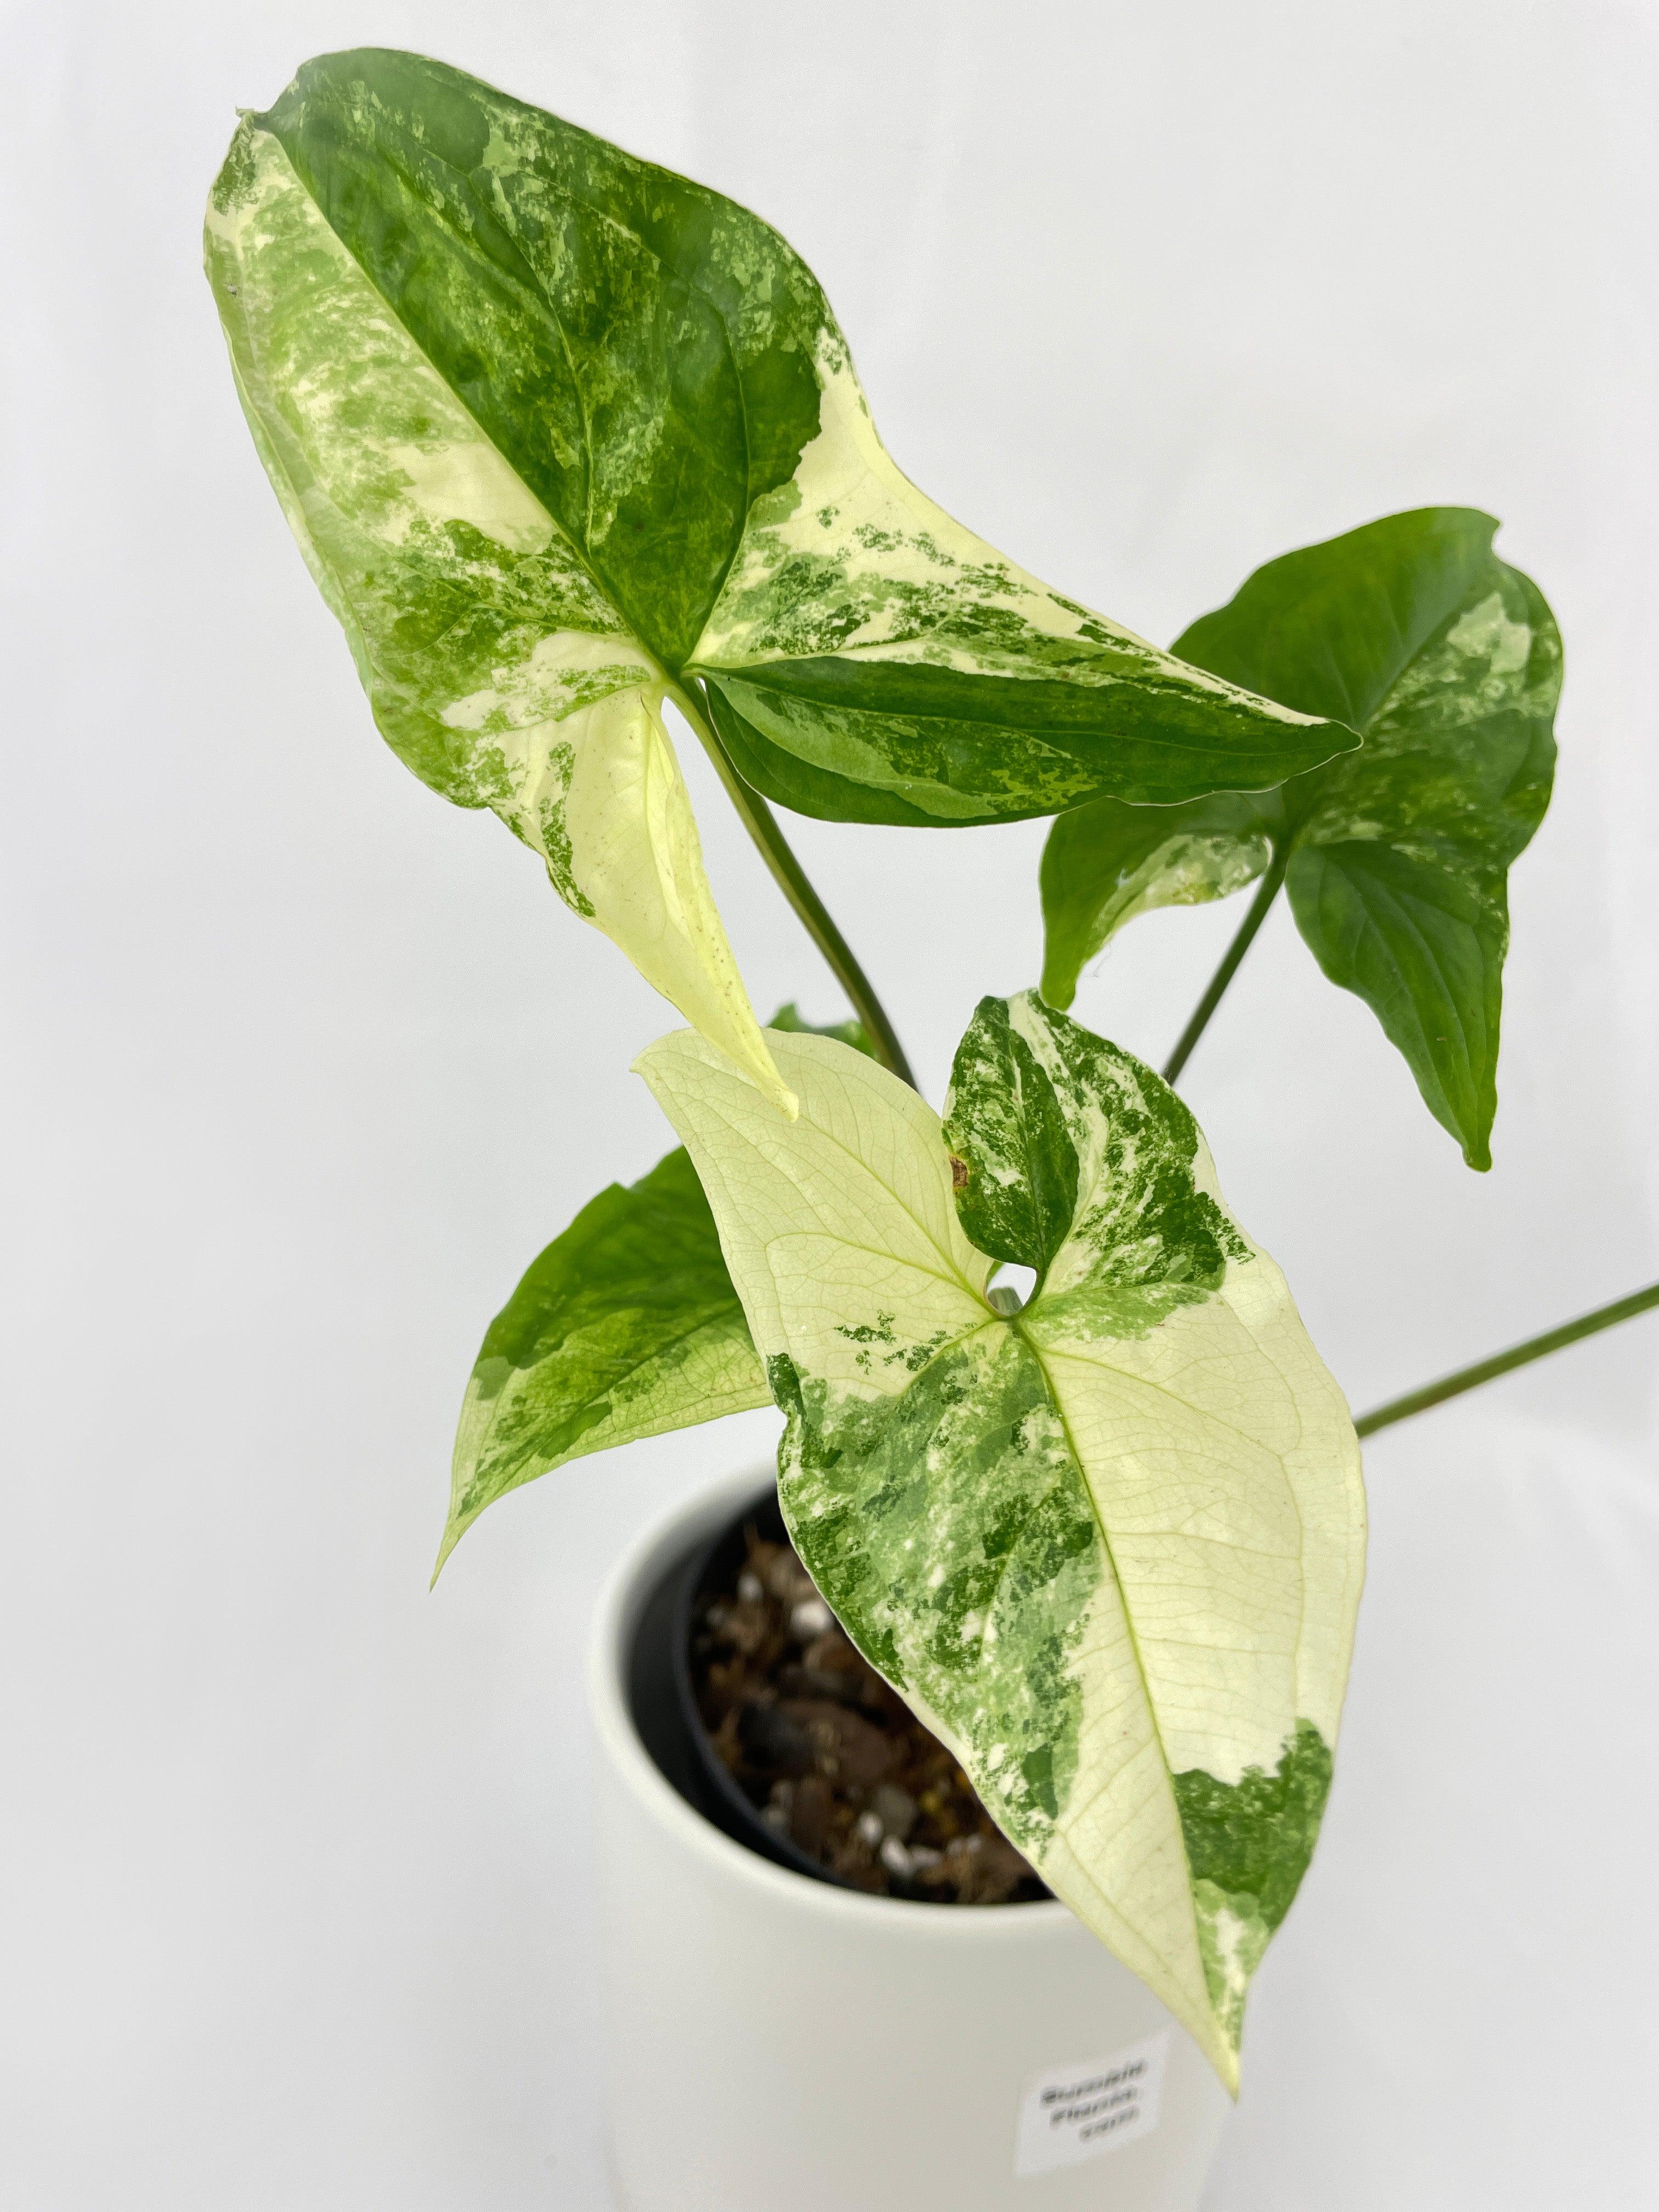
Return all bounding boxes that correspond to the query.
[941,995,1077,1276]
[1038,509,1560,1167]
[637,995,1365,2089]
[439,1148,768,1575]
[206,84,797,1111]
[205,53,1355,1101]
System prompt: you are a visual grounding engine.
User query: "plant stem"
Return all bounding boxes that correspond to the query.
[670,681,918,1091]
[1161,850,1288,1085]
[1353,1280,1659,1438]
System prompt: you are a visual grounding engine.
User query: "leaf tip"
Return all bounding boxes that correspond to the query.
[429,1523,462,1588]
[1456,1099,1496,1173]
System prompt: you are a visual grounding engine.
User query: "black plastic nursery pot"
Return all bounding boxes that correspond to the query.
[628,1482,1049,1906]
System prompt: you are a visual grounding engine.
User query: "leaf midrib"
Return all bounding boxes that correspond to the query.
[1277,557,1508,865]
[1012,1314,1211,2013]
[753,1080,992,1311]
[262,112,681,685]
[713,663,1330,769]
[283,98,820,675]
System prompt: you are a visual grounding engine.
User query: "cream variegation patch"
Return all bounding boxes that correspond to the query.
[635,1027,984,1365]
[691,342,1322,729]
[1374,583,1541,737]
[690,346,1143,668]
[379,438,556,556]
[550,687,795,1113]
[440,630,658,735]
[1087,829,1272,951]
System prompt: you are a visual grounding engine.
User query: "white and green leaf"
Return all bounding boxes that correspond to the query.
[637,995,1365,2089]
[206,49,1356,1071]
[688,349,1354,822]
[440,1147,769,1575]
[1040,794,1274,1011]
[206,96,795,1111]
[1039,509,1560,1167]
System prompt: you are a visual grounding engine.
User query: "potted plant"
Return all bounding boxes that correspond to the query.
[204,49,1656,2210]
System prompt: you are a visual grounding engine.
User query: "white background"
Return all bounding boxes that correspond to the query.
[4,2,1657,2204]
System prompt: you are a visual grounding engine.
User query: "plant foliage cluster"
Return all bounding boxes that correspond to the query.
[208,50,1567,2087]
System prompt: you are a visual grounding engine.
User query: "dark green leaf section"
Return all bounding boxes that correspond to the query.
[1172,1722,1333,1933]
[1173,509,1504,727]
[1172,1721,1333,2046]
[1287,843,1502,1161]
[1274,552,1559,1170]
[943,997,1078,1278]
[708,652,1353,823]
[1039,509,1561,1166]
[766,1002,879,1058]
[770,1331,1099,1855]
[439,1148,767,1571]
[260,49,830,672]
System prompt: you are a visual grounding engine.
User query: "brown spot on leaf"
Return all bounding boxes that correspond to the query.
[949,1154,969,1192]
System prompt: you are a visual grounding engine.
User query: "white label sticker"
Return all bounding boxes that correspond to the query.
[1013,2030,1169,2177]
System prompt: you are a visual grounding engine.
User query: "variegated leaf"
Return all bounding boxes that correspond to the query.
[1040,793,1273,1009]
[440,1148,769,1575]
[206,93,795,1112]
[206,55,1356,1071]
[690,374,1353,822]
[439,1007,874,1569]
[1039,509,1560,1167]
[636,996,1365,2090]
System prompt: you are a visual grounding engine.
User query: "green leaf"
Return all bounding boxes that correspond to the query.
[206,56,1357,1056]
[637,996,1364,2090]
[703,649,1350,824]
[1286,842,1504,1160]
[1175,507,1511,727]
[438,1148,768,1574]
[1038,509,1561,1166]
[439,1003,871,1567]
[1040,793,1274,1009]
[941,995,1077,1277]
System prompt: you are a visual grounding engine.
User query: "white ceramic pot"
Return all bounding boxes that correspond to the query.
[588,1466,1231,2212]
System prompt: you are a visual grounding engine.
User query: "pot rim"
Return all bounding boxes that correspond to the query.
[588,1461,1075,1943]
